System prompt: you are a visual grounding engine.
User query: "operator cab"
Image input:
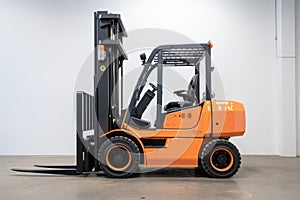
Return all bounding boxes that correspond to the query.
[127,44,210,129]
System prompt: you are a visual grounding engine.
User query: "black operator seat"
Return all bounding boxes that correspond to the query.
[164,74,199,111]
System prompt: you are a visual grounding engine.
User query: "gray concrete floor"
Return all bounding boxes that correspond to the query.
[0,155,299,200]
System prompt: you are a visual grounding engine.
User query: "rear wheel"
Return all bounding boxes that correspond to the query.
[200,139,241,178]
[98,136,140,178]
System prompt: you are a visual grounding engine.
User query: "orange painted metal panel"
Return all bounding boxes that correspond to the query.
[196,101,212,137]
[126,125,198,138]
[211,100,246,137]
[144,138,203,167]
[163,106,202,129]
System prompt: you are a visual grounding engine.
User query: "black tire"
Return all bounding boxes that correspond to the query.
[200,139,241,178]
[98,136,140,178]
[195,165,209,177]
[195,157,209,177]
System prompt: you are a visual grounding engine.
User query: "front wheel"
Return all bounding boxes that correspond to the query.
[98,136,140,178]
[200,139,241,178]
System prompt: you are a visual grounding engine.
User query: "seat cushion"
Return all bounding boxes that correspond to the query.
[164,101,181,111]
[164,101,194,111]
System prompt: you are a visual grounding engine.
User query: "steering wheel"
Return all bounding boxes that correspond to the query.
[174,90,195,101]
[173,90,187,97]
[149,83,157,91]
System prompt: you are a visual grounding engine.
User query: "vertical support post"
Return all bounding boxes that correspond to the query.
[205,46,211,101]
[115,21,121,117]
[195,62,200,103]
[121,61,124,109]
[93,11,101,172]
[205,45,213,135]
[157,51,163,128]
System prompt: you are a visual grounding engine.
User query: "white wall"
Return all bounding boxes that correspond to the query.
[0,0,282,155]
[296,0,300,156]
[275,0,297,157]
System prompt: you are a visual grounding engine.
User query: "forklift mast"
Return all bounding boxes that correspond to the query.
[76,11,128,173]
[94,11,127,135]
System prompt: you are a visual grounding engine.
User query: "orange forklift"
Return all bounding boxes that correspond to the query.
[12,11,246,178]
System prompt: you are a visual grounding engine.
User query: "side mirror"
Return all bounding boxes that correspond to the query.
[140,53,146,64]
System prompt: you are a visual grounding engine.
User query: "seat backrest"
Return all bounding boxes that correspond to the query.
[185,75,199,103]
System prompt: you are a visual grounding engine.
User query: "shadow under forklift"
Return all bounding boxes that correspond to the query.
[12,11,246,178]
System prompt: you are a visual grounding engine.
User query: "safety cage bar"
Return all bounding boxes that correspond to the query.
[152,46,206,66]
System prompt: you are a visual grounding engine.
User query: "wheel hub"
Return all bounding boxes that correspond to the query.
[106,145,132,171]
[210,148,234,172]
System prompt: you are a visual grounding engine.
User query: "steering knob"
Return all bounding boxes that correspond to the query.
[149,83,157,91]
